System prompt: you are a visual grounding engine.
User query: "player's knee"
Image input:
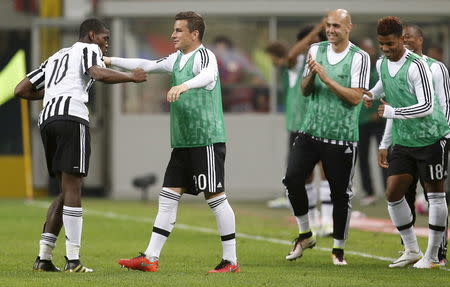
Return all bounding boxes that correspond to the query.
[385,189,402,202]
[282,176,304,193]
[204,191,225,200]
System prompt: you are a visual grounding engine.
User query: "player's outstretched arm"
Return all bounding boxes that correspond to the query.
[104,55,174,74]
[14,78,44,100]
[88,66,146,83]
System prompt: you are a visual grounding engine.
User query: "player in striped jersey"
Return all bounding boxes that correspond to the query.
[377,23,450,266]
[283,9,370,265]
[14,18,146,273]
[104,11,239,273]
[364,17,449,269]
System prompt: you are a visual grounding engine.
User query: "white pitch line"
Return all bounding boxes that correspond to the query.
[26,200,450,270]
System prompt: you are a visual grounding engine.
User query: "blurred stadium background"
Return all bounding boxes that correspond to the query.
[1,0,450,201]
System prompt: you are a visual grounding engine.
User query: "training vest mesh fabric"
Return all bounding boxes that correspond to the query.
[170,49,227,148]
[285,58,309,131]
[300,41,362,141]
[380,54,450,147]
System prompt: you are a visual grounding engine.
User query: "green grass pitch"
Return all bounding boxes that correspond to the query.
[0,198,448,287]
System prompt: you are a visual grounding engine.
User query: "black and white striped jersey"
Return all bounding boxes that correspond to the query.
[27,42,105,128]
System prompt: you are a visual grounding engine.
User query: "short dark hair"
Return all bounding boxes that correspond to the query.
[265,42,288,58]
[79,18,107,39]
[175,11,205,41]
[377,16,403,37]
[296,26,326,42]
[403,24,423,38]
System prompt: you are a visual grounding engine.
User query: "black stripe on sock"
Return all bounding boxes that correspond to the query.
[299,231,313,240]
[321,201,332,205]
[397,221,414,231]
[153,226,170,237]
[41,235,57,243]
[160,190,181,201]
[429,224,446,232]
[390,198,405,207]
[221,233,235,241]
[208,197,226,208]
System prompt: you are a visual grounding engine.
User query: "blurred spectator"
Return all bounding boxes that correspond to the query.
[357,37,388,206]
[212,36,268,112]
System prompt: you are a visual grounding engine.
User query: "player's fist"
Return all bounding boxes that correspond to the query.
[362,92,374,108]
[131,68,147,83]
[378,98,388,117]
[378,149,389,168]
[167,84,189,102]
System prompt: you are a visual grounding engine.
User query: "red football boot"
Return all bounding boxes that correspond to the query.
[208,259,240,273]
[118,253,158,272]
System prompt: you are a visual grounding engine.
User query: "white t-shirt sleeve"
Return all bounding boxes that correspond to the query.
[379,119,393,149]
[184,49,218,90]
[110,51,178,73]
[431,61,450,123]
[369,59,385,99]
[385,58,434,119]
[82,44,105,75]
[302,44,319,78]
[27,60,48,91]
[350,49,371,89]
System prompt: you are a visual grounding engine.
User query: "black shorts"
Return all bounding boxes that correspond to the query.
[163,143,226,195]
[40,120,91,177]
[388,139,448,182]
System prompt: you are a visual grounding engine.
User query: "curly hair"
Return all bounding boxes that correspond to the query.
[79,18,107,39]
[377,16,403,37]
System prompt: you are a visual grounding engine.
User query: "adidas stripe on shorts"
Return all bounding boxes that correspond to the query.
[163,143,225,195]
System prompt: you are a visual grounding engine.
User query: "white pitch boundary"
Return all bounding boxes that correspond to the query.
[26,200,449,270]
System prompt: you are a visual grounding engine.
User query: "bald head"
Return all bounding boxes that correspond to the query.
[328,9,352,25]
[325,9,353,48]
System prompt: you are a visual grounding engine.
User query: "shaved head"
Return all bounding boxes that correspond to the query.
[328,9,352,25]
[325,9,352,49]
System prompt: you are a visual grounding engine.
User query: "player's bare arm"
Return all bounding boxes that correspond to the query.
[308,57,362,106]
[88,65,146,83]
[287,19,325,69]
[14,78,44,100]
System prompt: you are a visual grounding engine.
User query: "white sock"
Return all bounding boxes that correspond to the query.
[145,188,181,259]
[333,239,345,249]
[63,206,83,260]
[295,214,310,233]
[387,198,419,252]
[306,183,319,225]
[207,194,237,265]
[319,181,333,226]
[425,193,448,261]
[39,233,57,260]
